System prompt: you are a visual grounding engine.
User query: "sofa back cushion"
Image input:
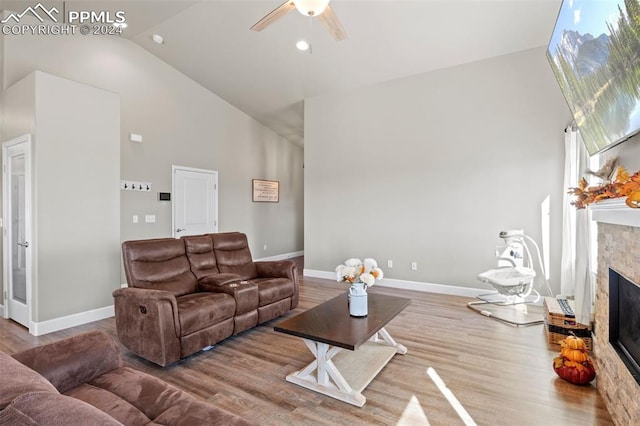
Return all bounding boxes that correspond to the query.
[122,238,197,297]
[183,235,220,280]
[11,331,123,395]
[210,232,258,280]
[0,351,58,410]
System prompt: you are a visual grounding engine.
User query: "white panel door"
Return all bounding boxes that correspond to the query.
[172,166,218,238]
[2,135,33,329]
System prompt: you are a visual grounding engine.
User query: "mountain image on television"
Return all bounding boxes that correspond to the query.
[547,0,640,155]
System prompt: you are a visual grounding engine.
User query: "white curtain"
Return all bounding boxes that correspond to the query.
[560,126,594,326]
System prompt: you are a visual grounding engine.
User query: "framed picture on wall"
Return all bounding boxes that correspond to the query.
[252,179,279,203]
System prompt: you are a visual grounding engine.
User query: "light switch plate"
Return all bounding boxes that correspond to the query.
[145,215,156,223]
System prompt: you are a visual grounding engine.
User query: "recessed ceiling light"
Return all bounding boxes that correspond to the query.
[296,40,310,51]
[152,34,164,44]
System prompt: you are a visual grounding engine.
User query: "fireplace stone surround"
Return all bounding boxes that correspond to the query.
[592,200,640,424]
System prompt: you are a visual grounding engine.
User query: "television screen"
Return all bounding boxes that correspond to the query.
[546,0,640,155]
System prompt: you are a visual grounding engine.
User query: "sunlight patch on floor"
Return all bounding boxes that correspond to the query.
[427,367,477,426]
[397,395,430,425]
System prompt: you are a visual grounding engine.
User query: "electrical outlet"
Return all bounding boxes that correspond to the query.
[387,260,393,268]
[263,244,268,251]
[411,262,417,271]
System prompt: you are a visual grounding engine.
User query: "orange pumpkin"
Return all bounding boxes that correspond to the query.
[560,347,589,363]
[553,336,595,385]
[561,335,587,350]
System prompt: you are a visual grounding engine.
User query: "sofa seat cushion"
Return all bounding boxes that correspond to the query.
[176,293,235,336]
[252,278,294,306]
[66,383,150,425]
[148,394,253,425]
[66,366,252,426]
[0,351,58,410]
[0,391,120,426]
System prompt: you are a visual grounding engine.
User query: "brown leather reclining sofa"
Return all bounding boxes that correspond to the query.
[113,232,298,366]
[0,331,253,425]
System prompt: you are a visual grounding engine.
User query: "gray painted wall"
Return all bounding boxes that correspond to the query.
[606,134,640,170]
[2,71,120,322]
[0,4,5,295]
[305,47,570,293]
[36,72,120,321]
[1,33,303,318]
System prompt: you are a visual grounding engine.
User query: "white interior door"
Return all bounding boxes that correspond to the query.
[2,135,33,329]
[172,166,218,238]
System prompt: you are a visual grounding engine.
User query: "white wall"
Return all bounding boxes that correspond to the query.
[305,47,570,293]
[0,5,5,315]
[3,71,121,323]
[604,134,640,170]
[2,33,304,290]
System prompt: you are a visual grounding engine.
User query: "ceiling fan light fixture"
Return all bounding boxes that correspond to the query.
[292,0,330,16]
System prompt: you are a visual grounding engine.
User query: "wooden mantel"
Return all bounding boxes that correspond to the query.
[589,198,640,227]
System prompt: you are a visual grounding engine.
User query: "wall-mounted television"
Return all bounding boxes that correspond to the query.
[546,0,640,155]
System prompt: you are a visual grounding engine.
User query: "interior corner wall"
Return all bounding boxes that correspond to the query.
[2,71,120,323]
[0,2,5,312]
[2,33,304,294]
[305,47,570,292]
[603,133,640,170]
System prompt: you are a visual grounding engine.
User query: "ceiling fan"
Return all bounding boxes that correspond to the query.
[250,0,347,41]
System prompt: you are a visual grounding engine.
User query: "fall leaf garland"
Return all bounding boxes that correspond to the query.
[569,166,640,209]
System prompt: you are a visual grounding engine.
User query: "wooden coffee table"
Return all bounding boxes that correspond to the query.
[274,292,411,407]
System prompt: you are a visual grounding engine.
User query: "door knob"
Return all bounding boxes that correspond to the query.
[176,228,185,233]
[17,241,29,248]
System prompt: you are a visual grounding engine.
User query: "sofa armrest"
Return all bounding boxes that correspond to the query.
[255,260,299,309]
[112,288,182,367]
[11,331,122,394]
[254,260,296,280]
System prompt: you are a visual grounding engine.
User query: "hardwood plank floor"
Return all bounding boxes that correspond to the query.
[0,275,613,425]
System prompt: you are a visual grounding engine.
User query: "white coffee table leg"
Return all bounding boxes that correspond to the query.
[285,339,367,407]
[373,327,408,354]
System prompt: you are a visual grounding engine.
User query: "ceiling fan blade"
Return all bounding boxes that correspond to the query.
[318,5,347,41]
[250,0,296,32]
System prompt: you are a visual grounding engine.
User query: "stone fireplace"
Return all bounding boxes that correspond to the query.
[591,200,640,424]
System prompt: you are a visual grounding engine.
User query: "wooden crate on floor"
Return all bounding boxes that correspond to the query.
[544,297,592,351]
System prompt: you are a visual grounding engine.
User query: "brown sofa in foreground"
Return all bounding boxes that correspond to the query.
[0,331,254,426]
[114,232,298,366]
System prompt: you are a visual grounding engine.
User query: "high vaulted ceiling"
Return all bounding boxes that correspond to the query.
[4,1,563,145]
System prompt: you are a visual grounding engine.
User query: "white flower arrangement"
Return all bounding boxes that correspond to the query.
[335,258,384,287]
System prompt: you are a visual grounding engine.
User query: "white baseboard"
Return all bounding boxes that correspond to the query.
[303,269,488,298]
[30,305,114,336]
[255,250,304,262]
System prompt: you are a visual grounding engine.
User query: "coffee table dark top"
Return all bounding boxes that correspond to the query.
[274,292,411,350]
